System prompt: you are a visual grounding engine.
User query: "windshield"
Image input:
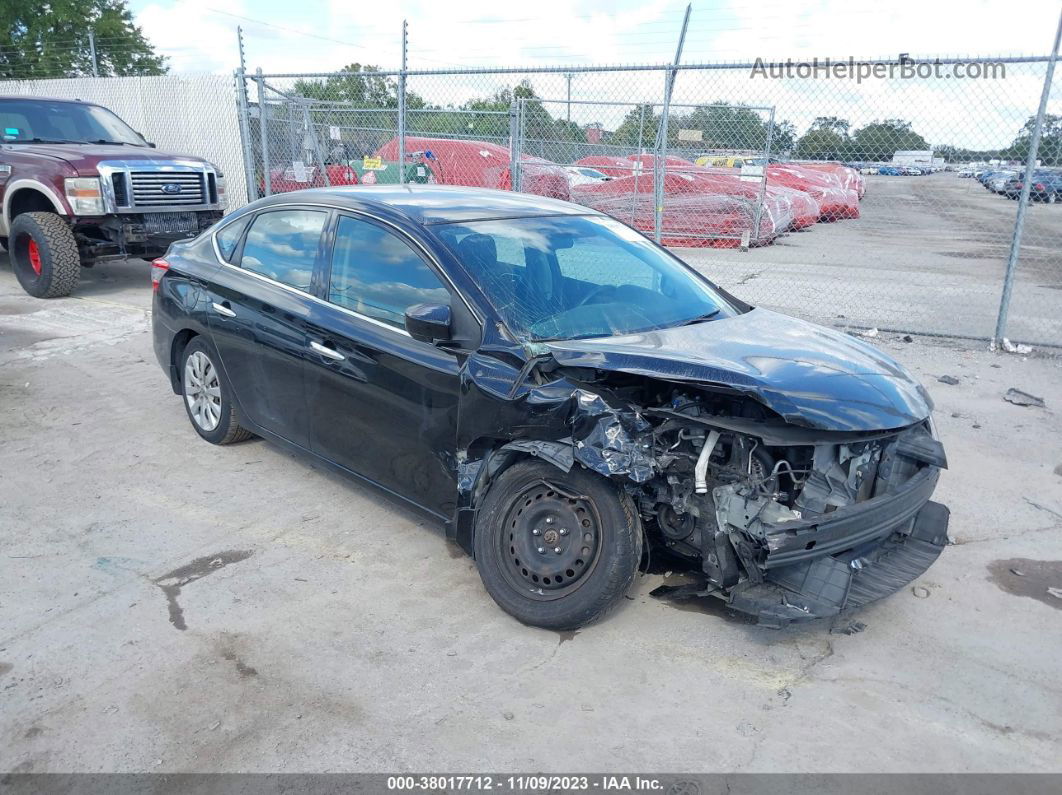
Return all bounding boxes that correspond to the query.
[435,214,737,341]
[0,99,146,145]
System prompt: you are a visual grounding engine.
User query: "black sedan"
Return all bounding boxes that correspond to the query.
[152,186,949,629]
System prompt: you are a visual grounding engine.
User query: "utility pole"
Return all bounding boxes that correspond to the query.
[563,72,575,123]
[653,3,691,243]
[88,31,99,77]
[398,19,408,184]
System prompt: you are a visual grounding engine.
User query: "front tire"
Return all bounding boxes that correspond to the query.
[10,212,81,298]
[180,337,254,445]
[474,459,642,630]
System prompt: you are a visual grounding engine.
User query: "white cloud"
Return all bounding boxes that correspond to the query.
[132,0,1061,148]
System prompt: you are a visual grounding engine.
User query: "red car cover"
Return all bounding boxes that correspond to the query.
[766,164,860,220]
[375,136,569,200]
[574,154,807,241]
[571,171,781,248]
[799,162,866,199]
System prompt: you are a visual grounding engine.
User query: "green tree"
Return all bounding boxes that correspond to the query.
[796,129,848,160]
[808,116,851,137]
[0,0,166,78]
[1005,114,1062,167]
[850,119,929,161]
[611,104,659,149]
[293,64,426,109]
[795,117,853,160]
[770,120,796,154]
[670,103,771,150]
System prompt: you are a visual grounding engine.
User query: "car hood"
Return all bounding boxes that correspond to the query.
[10,143,210,174]
[540,308,933,432]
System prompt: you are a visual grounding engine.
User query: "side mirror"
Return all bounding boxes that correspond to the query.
[404,303,452,344]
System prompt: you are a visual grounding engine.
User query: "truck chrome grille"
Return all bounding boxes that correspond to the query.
[128,171,206,206]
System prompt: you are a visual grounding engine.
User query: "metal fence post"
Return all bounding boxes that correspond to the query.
[256,68,272,197]
[302,103,331,187]
[993,9,1062,345]
[398,19,408,184]
[509,99,523,193]
[234,28,258,203]
[750,106,776,246]
[653,4,691,243]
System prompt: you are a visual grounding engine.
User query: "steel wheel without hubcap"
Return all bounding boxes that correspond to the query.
[184,350,222,432]
[499,483,603,600]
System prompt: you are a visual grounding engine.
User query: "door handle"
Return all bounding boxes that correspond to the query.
[211,301,236,318]
[310,340,345,361]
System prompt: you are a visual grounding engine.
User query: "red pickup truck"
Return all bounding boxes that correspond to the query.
[0,96,226,297]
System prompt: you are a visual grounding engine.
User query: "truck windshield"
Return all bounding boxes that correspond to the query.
[0,99,146,146]
[435,214,737,342]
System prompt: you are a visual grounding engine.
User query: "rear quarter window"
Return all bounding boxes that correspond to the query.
[214,215,251,262]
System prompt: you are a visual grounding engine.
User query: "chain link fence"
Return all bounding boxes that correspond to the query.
[3,52,1054,347]
[237,55,1061,349]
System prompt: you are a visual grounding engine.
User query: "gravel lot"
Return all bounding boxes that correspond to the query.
[1,191,1061,773]
[682,172,1062,346]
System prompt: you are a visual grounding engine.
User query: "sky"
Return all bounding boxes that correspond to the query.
[127,0,1062,149]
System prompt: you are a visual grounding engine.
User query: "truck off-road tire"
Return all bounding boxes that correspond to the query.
[9,212,81,298]
[474,459,642,630]
[180,337,254,445]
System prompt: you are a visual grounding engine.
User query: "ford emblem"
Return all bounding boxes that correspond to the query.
[161,183,183,195]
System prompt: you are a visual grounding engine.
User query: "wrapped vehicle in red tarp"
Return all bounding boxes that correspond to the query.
[799,161,866,199]
[766,163,860,220]
[570,171,781,247]
[375,136,570,200]
[573,154,813,241]
[624,155,820,231]
[570,155,641,178]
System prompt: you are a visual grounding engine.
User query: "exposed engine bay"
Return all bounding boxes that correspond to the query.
[563,379,949,626]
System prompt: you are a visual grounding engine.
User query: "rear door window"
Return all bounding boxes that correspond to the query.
[327,215,449,328]
[238,210,327,291]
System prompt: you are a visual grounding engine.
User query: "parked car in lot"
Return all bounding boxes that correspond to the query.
[1002,171,1062,203]
[978,170,1017,192]
[878,166,903,176]
[0,95,226,297]
[152,185,950,630]
[564,165,611,187]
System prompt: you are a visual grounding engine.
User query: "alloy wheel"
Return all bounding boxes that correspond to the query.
[184,351,222,431]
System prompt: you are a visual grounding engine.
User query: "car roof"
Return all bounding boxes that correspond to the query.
[252,185,600,226]
[0,95,98,106]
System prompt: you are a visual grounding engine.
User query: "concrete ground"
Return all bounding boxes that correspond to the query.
[1,208,1061,774]
[681,172,1062,346]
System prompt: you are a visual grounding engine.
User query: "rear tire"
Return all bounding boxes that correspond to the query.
[473,459,642,630]
[10,212,81,298]
[180,337,254,445]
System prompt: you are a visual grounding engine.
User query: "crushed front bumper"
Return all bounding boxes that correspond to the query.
[728,499,950,627]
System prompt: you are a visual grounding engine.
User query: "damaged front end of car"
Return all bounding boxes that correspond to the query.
[638,396,949,626]
[453,310,950,627]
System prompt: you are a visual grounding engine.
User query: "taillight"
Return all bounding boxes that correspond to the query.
[151,258,170,292]
[1035,183,1045,191]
